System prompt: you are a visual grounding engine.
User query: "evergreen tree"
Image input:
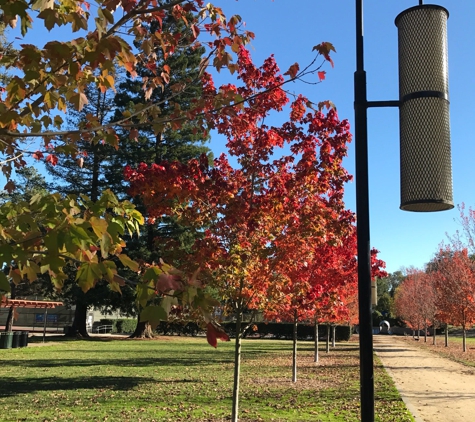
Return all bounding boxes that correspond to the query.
[110,12,212,337]
[45,9,212,337]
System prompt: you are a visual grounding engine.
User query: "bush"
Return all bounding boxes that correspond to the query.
[114,319,137,334]
[155,321,202,336]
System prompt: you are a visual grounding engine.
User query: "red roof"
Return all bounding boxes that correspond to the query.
[1,297,63,309]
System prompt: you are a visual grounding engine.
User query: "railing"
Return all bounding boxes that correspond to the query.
[92,325,113,334]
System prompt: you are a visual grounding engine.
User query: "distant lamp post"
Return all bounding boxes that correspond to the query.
[354,1,453,421]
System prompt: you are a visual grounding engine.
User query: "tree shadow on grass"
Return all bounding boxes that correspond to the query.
[0,375,156,397]
[0,375,221,398]
[1,356,234,369]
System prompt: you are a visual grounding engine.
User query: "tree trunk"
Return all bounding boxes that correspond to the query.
[66,303,89,338]
[231,300,243,422]
[5,306,14,332]
[445,323,449,347]
[424,322,427,343]
[331,325,336,347]
[314,322,319,363]
[5,282,16,332]
[432,319,436,346]
[326,324,330,353]
[463,326,467,352]
[292,312,297,383]
[129,316,153,339]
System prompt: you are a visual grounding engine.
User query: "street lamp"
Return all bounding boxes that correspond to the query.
[354,1,453,421]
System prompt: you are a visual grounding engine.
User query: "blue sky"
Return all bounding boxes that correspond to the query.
[6,0,475,274]
[208,0,475,274]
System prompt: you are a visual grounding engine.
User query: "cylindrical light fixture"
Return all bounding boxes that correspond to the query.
[396,5,453,212]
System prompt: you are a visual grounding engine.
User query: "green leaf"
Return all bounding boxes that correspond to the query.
[21,261,40,283]
[40,255,65,274]
[69,13,88,32]
[136,281,154,308]
[50,272,67,290]
[161,295,178,314]
[101,8,114,24]
[100,260,117,283]
[143,266,163,282]
[0,272,11,293]
[76,262,102,292]
[140,305,167,329]
[0,244,13,264]
[69,224,91,240]
[20,13,33,36]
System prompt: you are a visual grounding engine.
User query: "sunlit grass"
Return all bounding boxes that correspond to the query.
[0,336,413,421]
[400,333,475,368]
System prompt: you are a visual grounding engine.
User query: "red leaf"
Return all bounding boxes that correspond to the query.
[3,180,15,193]
[45,154,58,166]
[145,62,157,71]
[206,323,217,348]
[318,71,326,81]
[191,24,200,39]
[129,128,139,141]
[155,273,182,292]
[284,63,299,79]
[32,150,44,160]
[206,322,230,348]
[313,42,336,68]
[312,41,336,56]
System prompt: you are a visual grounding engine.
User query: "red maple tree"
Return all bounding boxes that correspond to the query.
[125,46,351,419]
[431,247,475,351]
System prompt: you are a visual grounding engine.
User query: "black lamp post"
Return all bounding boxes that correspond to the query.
[354,1,453,420]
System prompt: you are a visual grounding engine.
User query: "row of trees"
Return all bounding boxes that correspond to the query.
[394,206,475,352]
[395,247,475,352]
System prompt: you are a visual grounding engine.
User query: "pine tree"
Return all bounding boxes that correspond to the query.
[45,10,212,337]
[110,12,212,337]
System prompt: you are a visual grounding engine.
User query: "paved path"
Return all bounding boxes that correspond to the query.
[374,336,475,422]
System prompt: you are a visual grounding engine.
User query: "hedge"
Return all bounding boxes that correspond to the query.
[221,322,352,341]
[114,319,138,334]
[92,319,138,334]
[155,321,201,336]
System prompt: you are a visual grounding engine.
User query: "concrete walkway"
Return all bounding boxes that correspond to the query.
[374,335,475,422]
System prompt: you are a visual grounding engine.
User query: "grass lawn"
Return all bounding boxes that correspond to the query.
[400,334,475,367]
[0,335,413,421]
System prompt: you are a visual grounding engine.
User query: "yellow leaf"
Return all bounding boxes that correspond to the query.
[89,216,108,238]
[118,254,139,272]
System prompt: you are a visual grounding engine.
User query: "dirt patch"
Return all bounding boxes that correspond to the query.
[26,341,63,347]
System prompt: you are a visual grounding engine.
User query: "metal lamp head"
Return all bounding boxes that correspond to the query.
[396,5,453,212]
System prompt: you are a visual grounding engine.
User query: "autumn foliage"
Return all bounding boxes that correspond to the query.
[125,46,355,326]
[0,0,340,334]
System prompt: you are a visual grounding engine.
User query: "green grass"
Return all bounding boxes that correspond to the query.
[401,334,475,368]
[0,336,413,421]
